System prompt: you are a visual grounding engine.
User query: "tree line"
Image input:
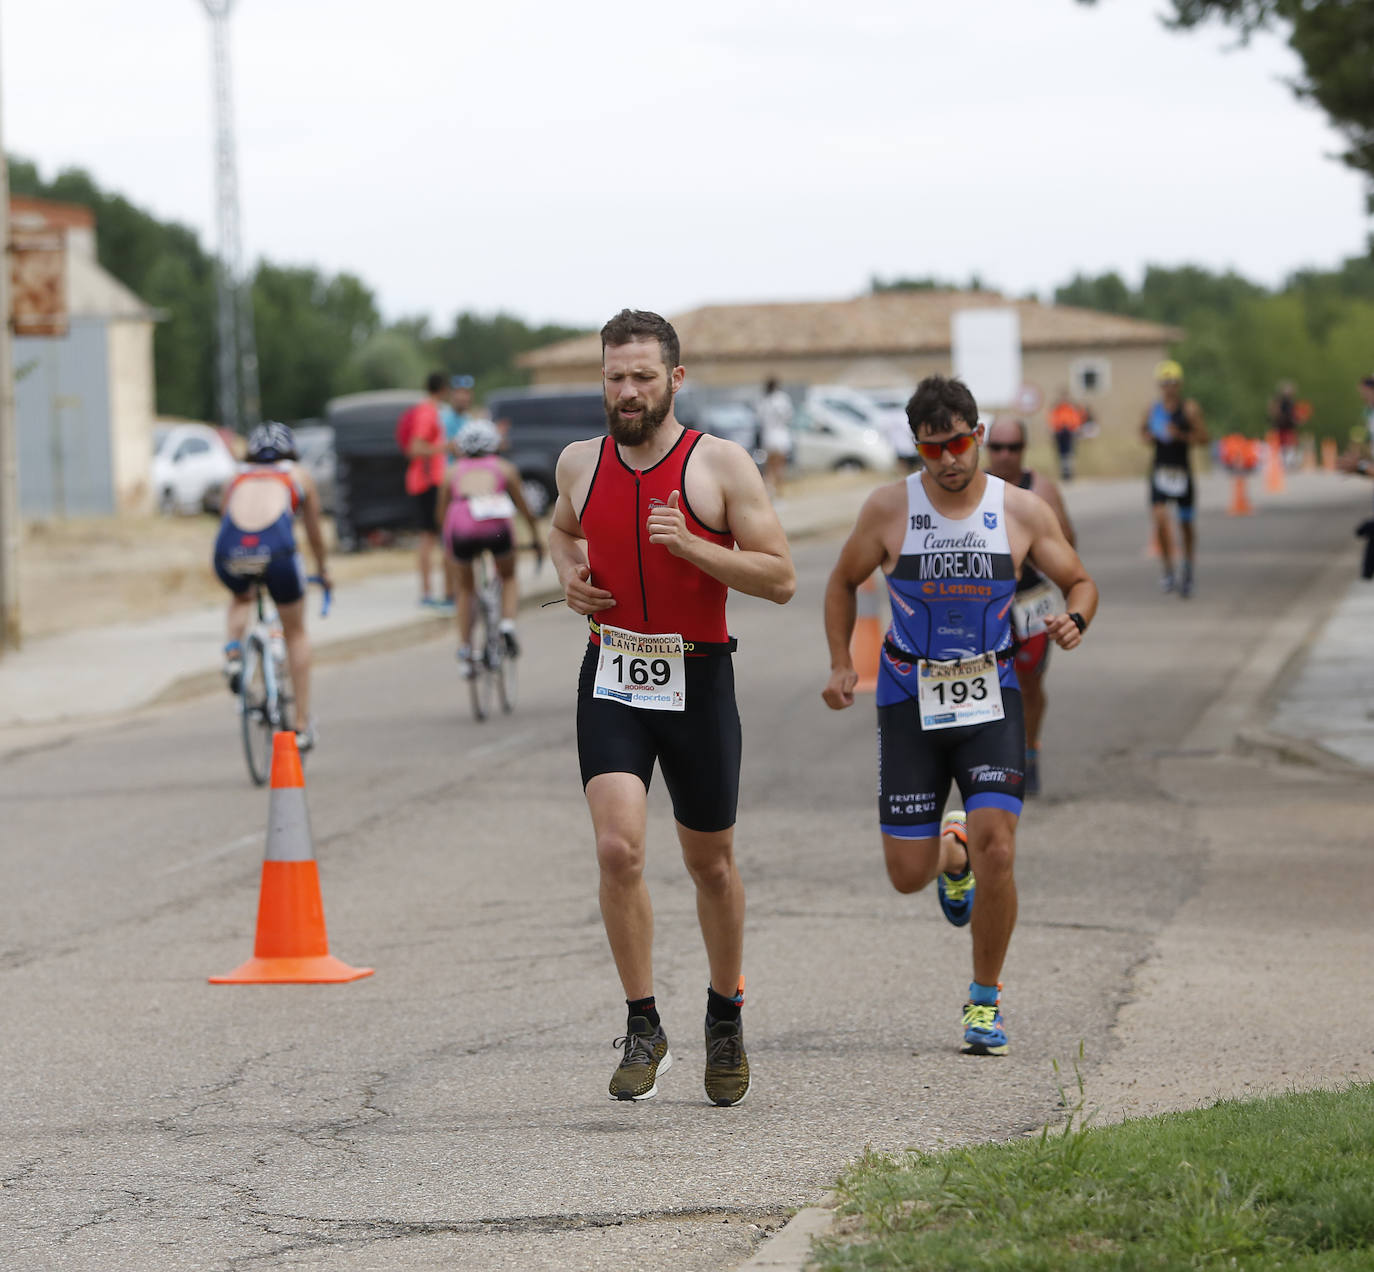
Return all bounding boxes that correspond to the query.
[12,156,1373,441]
[7,158,586,426]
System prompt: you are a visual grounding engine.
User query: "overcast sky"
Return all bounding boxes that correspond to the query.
[3,1,1367,330]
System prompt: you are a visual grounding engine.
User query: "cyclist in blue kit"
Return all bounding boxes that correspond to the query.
[822,375,1098,1055]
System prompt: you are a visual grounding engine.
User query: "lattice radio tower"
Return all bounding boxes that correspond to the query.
[202,0,260,433]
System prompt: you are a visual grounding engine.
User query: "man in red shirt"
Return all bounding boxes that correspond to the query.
[396,372,452,606]
[549,309,795,1107]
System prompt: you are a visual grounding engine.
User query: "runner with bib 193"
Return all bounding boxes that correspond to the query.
[548,309,795,1106]
[821,375,1098,1057]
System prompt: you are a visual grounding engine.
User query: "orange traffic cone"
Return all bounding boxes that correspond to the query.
[1264,431,1286,495]
[210,733,374,985]
[851,573,884,694]
[1227,474,1254,516]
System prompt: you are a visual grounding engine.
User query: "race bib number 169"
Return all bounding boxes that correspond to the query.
[593,625,686,711]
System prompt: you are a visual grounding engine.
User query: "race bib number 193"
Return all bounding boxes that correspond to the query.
[917,652,1005,731]
[593,625,686,712]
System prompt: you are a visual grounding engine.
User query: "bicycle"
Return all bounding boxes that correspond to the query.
[464,551,517,722]
[237,575,330,785]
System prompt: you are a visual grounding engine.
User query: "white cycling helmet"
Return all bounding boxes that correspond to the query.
[456,419,501,456]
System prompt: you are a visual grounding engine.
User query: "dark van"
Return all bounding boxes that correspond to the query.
[326,390,424,550]
[484,387,606,518]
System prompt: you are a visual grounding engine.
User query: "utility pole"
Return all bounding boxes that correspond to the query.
[202,0,260,433]
[0,14,21,654]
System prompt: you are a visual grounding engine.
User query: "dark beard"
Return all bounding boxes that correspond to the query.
[605,385,673,446]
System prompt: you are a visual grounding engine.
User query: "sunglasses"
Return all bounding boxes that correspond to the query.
[986,442,1024,454]
[916,431,978,462]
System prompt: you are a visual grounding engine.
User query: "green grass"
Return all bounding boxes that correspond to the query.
[817,1069,1374,1271]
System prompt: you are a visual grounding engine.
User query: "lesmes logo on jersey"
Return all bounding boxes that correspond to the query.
[984,512,998,530]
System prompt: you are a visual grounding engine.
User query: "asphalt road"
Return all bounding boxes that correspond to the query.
[2,476,1368,1271]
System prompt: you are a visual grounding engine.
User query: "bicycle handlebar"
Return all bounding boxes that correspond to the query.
[306,574,332,618]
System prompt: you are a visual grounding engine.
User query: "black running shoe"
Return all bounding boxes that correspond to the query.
[704,1016,750,1106]
[609,1017,671,1101]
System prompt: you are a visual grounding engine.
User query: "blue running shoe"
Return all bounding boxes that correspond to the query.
[936,810,975,927]
[961,997,1009,1056]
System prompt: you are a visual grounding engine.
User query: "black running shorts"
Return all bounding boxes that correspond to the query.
[877,688,1026,839]
[446,527,513,562]
[577,642,741,833]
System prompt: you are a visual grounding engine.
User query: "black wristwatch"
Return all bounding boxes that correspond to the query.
[1068,612,1087,634]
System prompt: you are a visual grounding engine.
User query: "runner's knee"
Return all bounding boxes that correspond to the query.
[968,825,1015,883]
[596,830,644,882]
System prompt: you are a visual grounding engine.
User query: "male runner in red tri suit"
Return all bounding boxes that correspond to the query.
[549,309,795,1106]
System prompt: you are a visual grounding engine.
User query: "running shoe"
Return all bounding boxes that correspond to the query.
[961,997,1009,1056]
[222,641,243,694]
[1160,571,1176,594]
[1179,563,1194,599]
[500,627,521,658]
[456,648,477,681]
[1025,748,1041,798]
[703,1016,750,1106]
[295,720,317,754]
[937,810,975,927]
[609,1017,672,1101]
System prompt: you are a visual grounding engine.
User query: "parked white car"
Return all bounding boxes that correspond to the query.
[152,422,238,515]
[789,404,896,472]
[811,384,914,464]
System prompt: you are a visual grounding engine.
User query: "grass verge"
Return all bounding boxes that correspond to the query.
[817,1070,1374,1270]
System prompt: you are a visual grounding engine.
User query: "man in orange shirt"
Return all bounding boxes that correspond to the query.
[1047,391,1084,482]
[396,372,452,607]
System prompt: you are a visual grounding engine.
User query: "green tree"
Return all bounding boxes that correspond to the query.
[334,330,428,396]
[431,311,588,399]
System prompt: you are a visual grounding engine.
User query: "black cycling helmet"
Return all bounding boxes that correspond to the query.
[245,421,298,463]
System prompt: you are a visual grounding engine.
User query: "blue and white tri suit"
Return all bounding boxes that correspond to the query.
[877,473,1027,839]
[212,463,307,606]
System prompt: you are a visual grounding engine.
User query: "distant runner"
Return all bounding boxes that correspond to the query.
[822,375,1098,1056]
[1143,360,1208,598]
[984,416,1077,798]
[549,309,795,1105]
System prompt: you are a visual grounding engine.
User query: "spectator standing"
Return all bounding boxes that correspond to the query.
[396,372,452,607]
[442,374,476,453]
[1269,381,1301,470]
[1047,390,1084,481]
[757,377,794,498]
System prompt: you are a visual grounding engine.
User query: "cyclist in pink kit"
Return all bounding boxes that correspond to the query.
[438,419,542,676]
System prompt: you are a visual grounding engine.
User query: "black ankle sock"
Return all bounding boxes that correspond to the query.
[706,986,741,1024]
[627,996,659,1030]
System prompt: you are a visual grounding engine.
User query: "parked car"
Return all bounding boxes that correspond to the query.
[152,421,238,515]
[293,422,337,515]
[485,387,607,517]
[789,405,897,472]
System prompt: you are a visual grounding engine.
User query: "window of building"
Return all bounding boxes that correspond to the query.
[1070,357,1110,396]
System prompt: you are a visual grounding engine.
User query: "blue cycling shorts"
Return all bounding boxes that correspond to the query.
[213,514,305,606]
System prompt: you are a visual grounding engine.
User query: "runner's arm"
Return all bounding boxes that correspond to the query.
[821,486,898,710]
[1185,400,1209,446]
[1023,498,1097,651]
[645,442,795,604]
[549,442,615,615]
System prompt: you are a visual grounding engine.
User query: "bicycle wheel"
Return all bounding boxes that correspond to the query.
[467,604,494,722]
[495,601,517,714]
[239,640,273,786]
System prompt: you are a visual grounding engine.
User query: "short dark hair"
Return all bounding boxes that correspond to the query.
[425,371,447,395]
[601,309,680,371]
[906,374,979,437]
[764,377,779,395]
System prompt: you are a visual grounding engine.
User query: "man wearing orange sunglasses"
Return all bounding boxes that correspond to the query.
[821,375,1098,1057]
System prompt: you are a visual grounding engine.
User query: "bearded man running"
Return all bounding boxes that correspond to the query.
[983,416,1077,797]
[549,309,795,1105]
